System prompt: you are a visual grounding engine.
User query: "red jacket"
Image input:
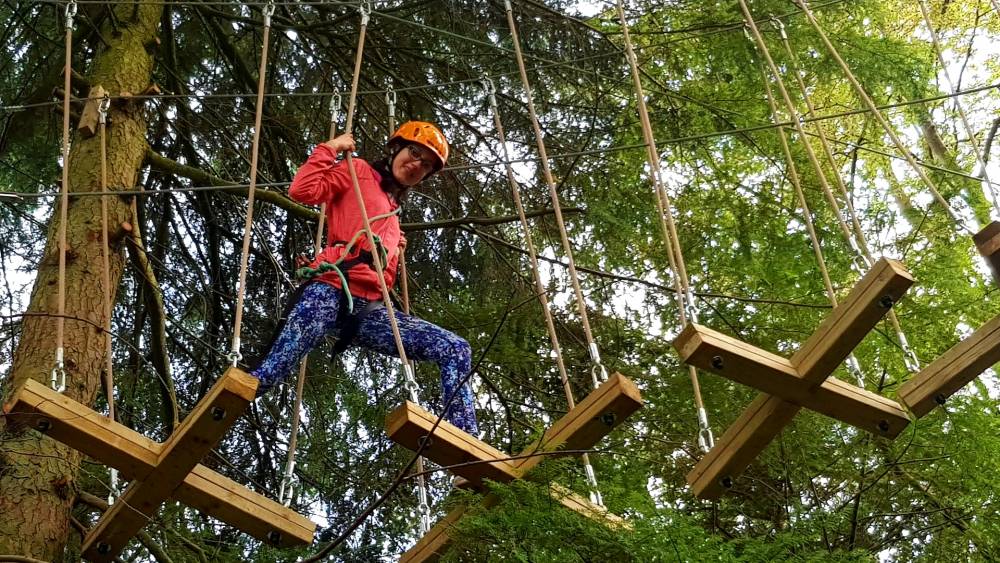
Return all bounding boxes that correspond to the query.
[289,144,401,301]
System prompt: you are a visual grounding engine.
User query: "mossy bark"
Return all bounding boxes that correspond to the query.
[0,4,162,560]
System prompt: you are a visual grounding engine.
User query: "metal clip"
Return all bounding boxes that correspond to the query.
[107,468,120,505]
[98,93,111,125]
[262,1,275,27]
[416,479,431,534]
[359,1,371,26]
[279,473,296,507]
[226,340,242,367]
[583,463,604,507]
[770,16,787,40]
[385,86,396,114]
[65,0,77,31]
[897,332,921,373]
[696,407,714,452]
[588,343,608,387]
[684,287,699,324]
[742,24,753,44]
[845,354,865,387]
[51,348,67,393]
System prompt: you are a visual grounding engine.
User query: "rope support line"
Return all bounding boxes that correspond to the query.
[614,0,712,451]
[795,0,973,233]
[229,1,276,366]
[771,18,920,373]
[504,0,604,507]
[97,91,120,502]
[482,76,605,497]
[52,0,77,393]
[744,3,873,392]
[917,0,1000,217]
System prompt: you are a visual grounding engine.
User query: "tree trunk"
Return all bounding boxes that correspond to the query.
[0,4,161,560]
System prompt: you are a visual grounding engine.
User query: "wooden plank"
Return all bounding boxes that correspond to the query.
[513,372,643,473]
[397,375,642,562]
[176,465,316,547]
[3,378,162,479]
[675,324,909,437]
[386,402,521,486]
[2,374,315,550]
[899,313,1000,417]
[547,483,630,530]
[398,485,628,563]
[76,85,107,137]
[791,258,913,384]
[974,221,1000,286]
[687,394,800,500]
[82,368,257,561]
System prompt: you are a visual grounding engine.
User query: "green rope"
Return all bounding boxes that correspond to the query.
[293,208,401,313]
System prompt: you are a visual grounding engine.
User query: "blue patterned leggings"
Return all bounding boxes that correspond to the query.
[252,282,478,434]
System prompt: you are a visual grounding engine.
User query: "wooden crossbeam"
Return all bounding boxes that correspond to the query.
[899,313,1000,417]
[675,324,909,437]
[3,369,316,560]
[974,221,1000,286]
[389,372,643,562]
[674,258,913,500]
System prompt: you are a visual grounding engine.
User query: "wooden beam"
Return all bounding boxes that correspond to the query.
[513,372,643,473]
[675,258,913,500]
[398,484,628,563]
[175,465,315,547]
[76,85,107,137]
[974,221,1000,286]
[899,313,1000,417]
[392,374,643,562]
[686,394,800,500]
[386,402,521,487]
[82,368,256,561]
[3,374,316,552]
[675,324,909,437]
[790,257,913,384]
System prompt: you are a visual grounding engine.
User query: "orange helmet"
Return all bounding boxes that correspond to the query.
[389,121,449,171]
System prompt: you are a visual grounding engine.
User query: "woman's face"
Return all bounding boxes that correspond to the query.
[392,144,439,187]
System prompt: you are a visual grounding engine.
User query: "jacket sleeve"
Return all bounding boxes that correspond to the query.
[288,144,358,205]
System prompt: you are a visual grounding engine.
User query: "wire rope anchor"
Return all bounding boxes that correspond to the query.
[107,468,120,505]
[845,354,865,388]
[385,85,396,121]
[262,1,275,27]
[897,331,921,373]
[696,407,715,452]
[587,343,609,387]
[226,341,242,368]
[64,0,77,31]
[358,1,371,26]
[583,462,604,507]
[50,348,67,393]
[329,91,342,128]
[769,16,788,40]
[97,93,111,125]
[402,363,420,402]
[278,464,296,507]
[683,286,700,324]
[415,479,431,534]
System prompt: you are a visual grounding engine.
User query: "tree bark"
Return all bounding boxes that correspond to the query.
[0,4,162,560]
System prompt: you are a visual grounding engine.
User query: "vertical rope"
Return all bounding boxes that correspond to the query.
[917,0,1000,216]
[742,3,870,387]
[795,0,973,233]
[229,2,276,365]
[52,0,77,393]
[339,2,415,380]
[773,19,920,373]
[614,0,713,452]
[97,92,120,502]
[502,0,607,389]
[483,77,602,503]
[279,92,343,508]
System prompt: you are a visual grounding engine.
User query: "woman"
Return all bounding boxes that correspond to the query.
[252,121,479,435]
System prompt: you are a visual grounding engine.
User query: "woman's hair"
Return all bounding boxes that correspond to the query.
[370,141,410,203]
